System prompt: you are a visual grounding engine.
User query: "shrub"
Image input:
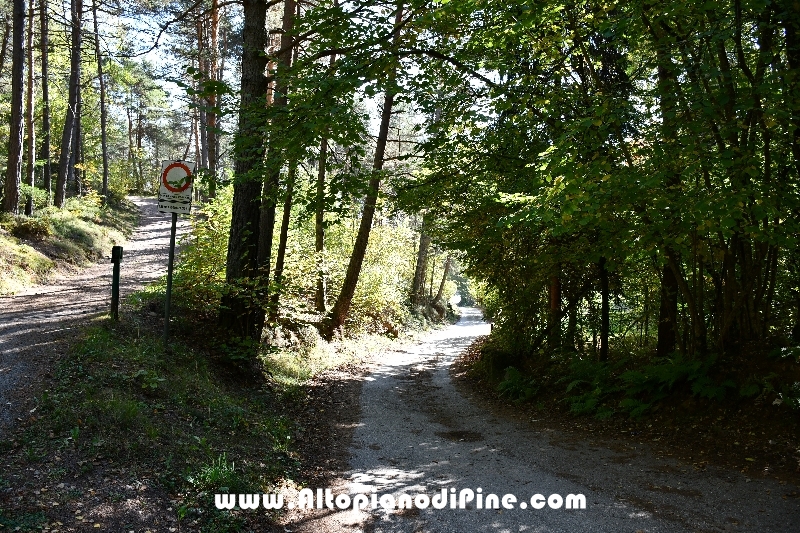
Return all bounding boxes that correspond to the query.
[10,216,52,241]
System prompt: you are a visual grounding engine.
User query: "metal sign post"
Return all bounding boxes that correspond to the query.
[158,160,194,344]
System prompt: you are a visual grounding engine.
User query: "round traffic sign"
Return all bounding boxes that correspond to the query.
[161,162,193,193]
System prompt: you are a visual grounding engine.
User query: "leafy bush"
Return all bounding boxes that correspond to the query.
[19,184,50,211]
[497,366,539,403]
[10,216,52,241]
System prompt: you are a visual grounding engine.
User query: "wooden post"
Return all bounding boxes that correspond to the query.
[111,246,123,320]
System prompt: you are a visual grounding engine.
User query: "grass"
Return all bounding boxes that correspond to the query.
[0,191,138,294]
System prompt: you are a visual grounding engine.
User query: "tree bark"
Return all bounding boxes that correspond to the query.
[411,225,431,306]
[325,5,404,336]
[23,0,35,216]
[3,0,25,215]
[314,52,337,313]
[70,86,82,195]
[269,162,296,321]
[207,0,219,198]
[219,0,269,339]
[40,0,50,205]
[256,0,296,273]
[55,0,82,208]
[92,0,109,203]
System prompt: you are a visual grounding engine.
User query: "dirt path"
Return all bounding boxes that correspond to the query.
[292,308,800,532]
[0,197,189,436]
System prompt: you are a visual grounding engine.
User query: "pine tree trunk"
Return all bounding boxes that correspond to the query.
[55,0,82,208]
[219,0,269,339]
[256,0,296,273]
[0,16,11,73]
[3,0,25,215]
[92,0,109,203]
[269,163,296,321]
[23,0,35,216]
[70,88,82,195]
[325,5,404,336]
[207,0,219,198]
[40,0,50,205]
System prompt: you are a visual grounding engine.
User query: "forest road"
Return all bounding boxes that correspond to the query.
[295,308,800,532]
[0,197,189,437]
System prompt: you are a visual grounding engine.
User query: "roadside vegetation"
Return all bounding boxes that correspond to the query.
[0,192,137,294]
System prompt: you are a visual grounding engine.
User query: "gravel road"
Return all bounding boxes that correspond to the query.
[0,197,188,437]
[296,308,800,532]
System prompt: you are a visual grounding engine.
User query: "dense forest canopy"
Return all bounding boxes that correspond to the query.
[1,0,799,371]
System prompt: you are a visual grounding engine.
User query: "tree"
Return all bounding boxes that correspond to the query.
[2,0,25,215]
[39,0,50,205]
[219,0,270,339]
[324,3,405,336]
[55,0,82,208]
[22,0,34,216]
[92,0,109,203]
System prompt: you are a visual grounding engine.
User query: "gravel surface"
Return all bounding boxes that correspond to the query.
[0,197,189,437]
[294,308,800,532]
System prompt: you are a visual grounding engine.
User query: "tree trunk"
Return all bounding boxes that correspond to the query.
[325,5,404,336]
[315,137,329,312]
[657,263,679,356]
[23,0,35,216]
[256,0,296,273]
[219,0,269,339]
[71,87,82,195]
[0,16,11,73]
[411,226,431,306]
[207,0,219,198]
[55,0,82,208]
[92,0,109,203]
[599,256,610,362]
[40,0,50,205]
[3,0,25,215]
[314,51,337,313]
[269,163,296,321]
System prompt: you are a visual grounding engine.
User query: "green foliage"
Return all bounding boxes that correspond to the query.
[0,196,136,294]
[9,216,52,241]
[19,185,50,211]
[187,453,244,493]
[497,366,539,404]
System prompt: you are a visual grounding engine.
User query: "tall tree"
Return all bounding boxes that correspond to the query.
[92,0,109,203]
[0,14,10,73]
[219,0,270,338]
[39,0,50,205]
[23,0,35,216]
[257,0,296,272]
[55,0,82,208]
[325,3,404,336]
[2,0,25,215]
[269,162,297,320]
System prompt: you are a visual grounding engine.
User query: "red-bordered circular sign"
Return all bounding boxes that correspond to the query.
[161,162,193,193]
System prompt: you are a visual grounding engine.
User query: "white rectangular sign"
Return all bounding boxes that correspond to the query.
[158,160,195,214]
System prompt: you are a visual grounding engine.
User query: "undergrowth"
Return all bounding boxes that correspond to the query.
[0,192,138,294]
[475,337,800,420]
